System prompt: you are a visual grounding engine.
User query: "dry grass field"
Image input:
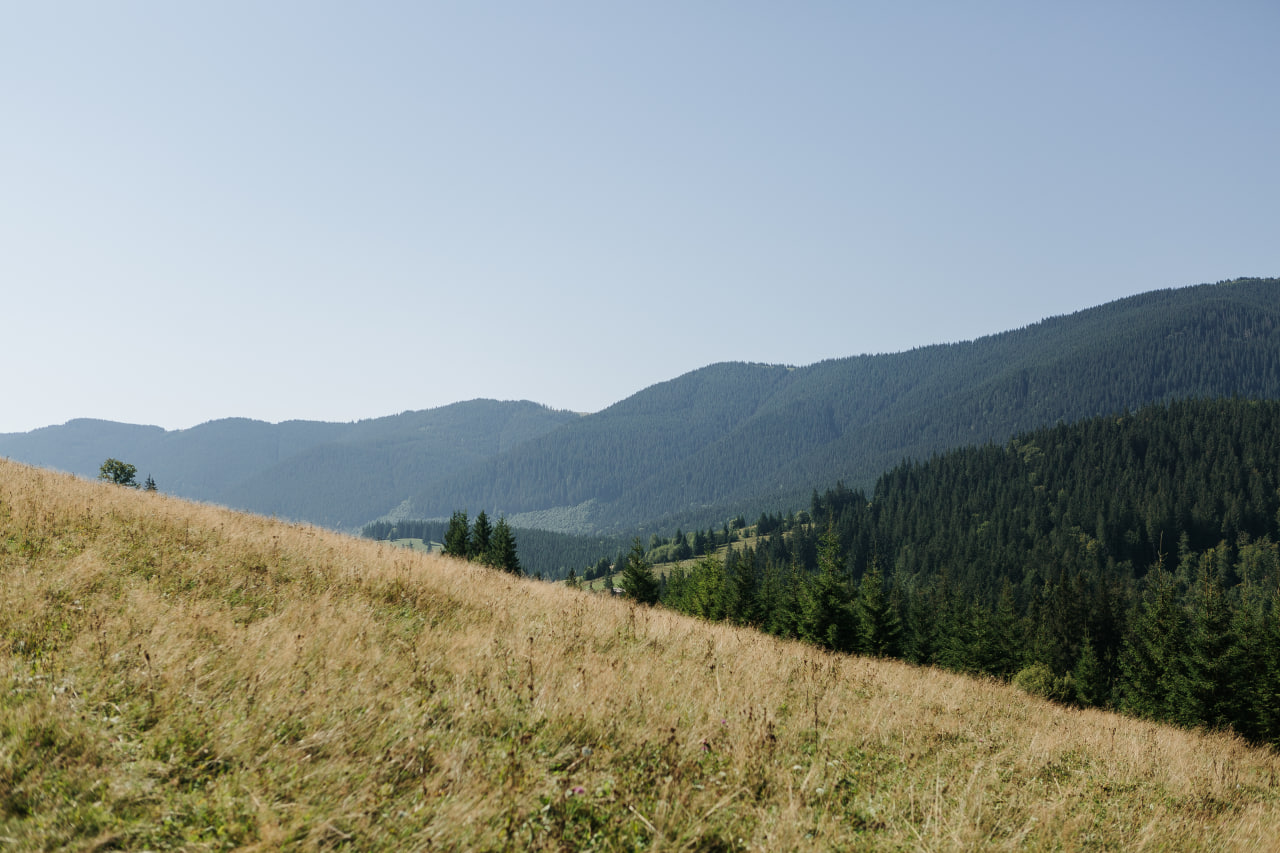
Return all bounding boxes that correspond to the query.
[4,458,1280,851]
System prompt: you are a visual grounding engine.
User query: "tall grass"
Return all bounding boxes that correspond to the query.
[3,458,1279,850]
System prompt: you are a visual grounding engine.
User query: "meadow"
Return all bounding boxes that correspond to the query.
[3,458,1280,850]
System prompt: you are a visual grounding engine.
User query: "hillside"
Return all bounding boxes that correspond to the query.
[420,278,1280,532]
[659,397,1280,739]
[4,278,1278,536]
[4,460,1280,850]
[0,399,579,529]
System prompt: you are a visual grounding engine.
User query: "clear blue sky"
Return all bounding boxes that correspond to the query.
[4,2,1277,434]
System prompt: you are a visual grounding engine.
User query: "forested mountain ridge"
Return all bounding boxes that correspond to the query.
[410,277,1280,531]
[0,400,579,528]
[3,277,1277,533]
[664,396,1280,740]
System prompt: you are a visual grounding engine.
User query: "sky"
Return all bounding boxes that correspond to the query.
[3,2,1278,434]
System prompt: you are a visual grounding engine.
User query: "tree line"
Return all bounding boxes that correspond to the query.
[645,398,1280,744]
[362,517,623,580]
[439,510,522,575]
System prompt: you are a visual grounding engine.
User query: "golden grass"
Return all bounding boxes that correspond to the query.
[3,458,1280,851]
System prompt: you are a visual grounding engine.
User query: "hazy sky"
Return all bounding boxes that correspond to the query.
[4,2,1277,434]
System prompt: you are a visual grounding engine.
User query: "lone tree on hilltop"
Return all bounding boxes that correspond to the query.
[98,458,139,488]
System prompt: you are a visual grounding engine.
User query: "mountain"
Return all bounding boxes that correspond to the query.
[4,277,1278,534]
[0,400,580,529]
[409,277,1280,531]
[663,396,1280,739]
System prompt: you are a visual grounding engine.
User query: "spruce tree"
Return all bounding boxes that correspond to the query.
[978,582,1024,678]
[1178,546,1242,729]
[1072,634,1107,707]
[620,539,660,604]
[443,511,470,558]
[1117,564,1187,722]
[799,526,854,652]
[856,558,902,657]
[470,511,493,562]
[489,516,522,575]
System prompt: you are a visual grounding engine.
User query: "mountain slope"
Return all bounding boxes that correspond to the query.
[414,277,1280,531]
[662,397,1280,739]
[4,278,1277,534]
[0,400,580,528]
[5,458,1280,850]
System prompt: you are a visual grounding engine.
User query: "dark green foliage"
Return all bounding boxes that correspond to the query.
[143,474,157,492]
[660,396,1280,743]
[489,517,522,575]
[799,528,856,652]
[442,511,470,558]
[1072,635,1107,707]
[97,458,138,488]
[469,511,493,562]
[1116,564,1186,721]
[1177,546,1242,728]
[363,518,623,581]
[438,509,522,576]
[855,559,902,657]
[619,540,660,605]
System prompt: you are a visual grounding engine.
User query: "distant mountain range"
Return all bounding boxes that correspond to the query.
[4,277,1278,534]
[0,401,580,528]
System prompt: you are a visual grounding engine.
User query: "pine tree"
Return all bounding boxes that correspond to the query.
[488,516,522,575]
[1072,634,1107,707]
[1117,564,1187,722]
[727,547,762,626]
[620,539,660,604]
[799,526,854,652]
[1177,545,1241,728]
[855,557,901,657]
[1252,588,1280,744]
[443,511,470,558]
[470,511,493,562]
[762,554,804,640]
[978,581,1025,678]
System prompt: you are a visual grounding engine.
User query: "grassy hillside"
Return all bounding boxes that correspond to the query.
[4,460,1280,850]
